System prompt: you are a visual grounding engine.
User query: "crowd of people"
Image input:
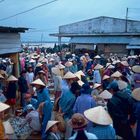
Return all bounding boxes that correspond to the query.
[0,50,140,140]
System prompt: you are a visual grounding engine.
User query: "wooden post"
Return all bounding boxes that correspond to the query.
[9,53,20,77]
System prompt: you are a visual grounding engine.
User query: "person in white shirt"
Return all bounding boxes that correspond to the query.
[26,65,34,93]
[26,65,34,85]
[51,67,62,100]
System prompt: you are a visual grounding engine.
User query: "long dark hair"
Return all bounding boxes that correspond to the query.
[75,130,88,140]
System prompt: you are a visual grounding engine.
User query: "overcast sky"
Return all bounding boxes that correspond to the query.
[0,0,140,42]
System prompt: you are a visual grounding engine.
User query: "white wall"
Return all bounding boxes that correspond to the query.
[59,17,140,34]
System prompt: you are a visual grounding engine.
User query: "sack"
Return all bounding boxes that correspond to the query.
[54,111,66,133]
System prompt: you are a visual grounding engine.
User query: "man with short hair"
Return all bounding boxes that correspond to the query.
[107,81,136,140]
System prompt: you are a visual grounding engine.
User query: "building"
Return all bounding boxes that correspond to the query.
[51,16,140,56]
[0,26,28,76]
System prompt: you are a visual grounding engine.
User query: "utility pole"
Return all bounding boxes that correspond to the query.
[125,7,128,32]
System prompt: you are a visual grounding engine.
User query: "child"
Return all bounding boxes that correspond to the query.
[45,120,61,140]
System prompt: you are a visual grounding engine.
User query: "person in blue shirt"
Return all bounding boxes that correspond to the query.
[59,71,76,139]
[73,83,96,115]
[31,78,52,140]
[23,93,38,112]
[84,106,116,139]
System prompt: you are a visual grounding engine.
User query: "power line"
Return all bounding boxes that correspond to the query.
[26,28,58,33]
[129,8,140,10]
[0,0,59,21]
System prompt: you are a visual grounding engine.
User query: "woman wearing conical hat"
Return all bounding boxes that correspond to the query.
[35,70,47,85]
[5,75,18,114]
[93,64,103,84]
[31,78,52,139]
[84,106,115,139]
[102,75,110,90]
[58,71,76,139]
[45,121,61,140]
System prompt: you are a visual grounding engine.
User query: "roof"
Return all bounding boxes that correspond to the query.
[50,32,140,37]
[60,16,140,28]
[0,26,28,33]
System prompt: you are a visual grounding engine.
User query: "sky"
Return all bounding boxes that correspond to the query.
[0,0,140,42]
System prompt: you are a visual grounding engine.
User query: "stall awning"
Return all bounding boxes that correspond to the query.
[126,45,140,49]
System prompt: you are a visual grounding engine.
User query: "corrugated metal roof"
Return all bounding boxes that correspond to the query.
[0,48,22,55]
[50,33,140,37]
[70,36,131,44]
[0,26,28,33]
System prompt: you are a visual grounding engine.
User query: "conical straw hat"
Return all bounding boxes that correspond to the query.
[7,75,18,81]
[0,74,4,79]
[111,71,122,78]
[94,64,103,70]
[74,73,81,80]
[112,60,120,65]
[102,75,110,80]
[84,106,113,125]
[0,102,10,112]
[31,79,46,87]
[38,70,46,75]
[94,55,101,59]
[56,63,65,69]
[29,59,35,63]
[63,71,76,79]
[117,80,127,90]
[132,65,140,73]
[106,63,111,67]
[65,61,73,67]
[132,88,140,101]
[98,90,112,99]
[51,67,61,76]
[49,58,55,61]
[93,83,101,89]
[3,121,14,134]
[36,63,43,67]
[42,58,48,63]
[77,80,84,87]
[45,121,59,132]
[75,70,85,80]
[107,64,115,69]
[75,70,85,76]
[121,61,129,67]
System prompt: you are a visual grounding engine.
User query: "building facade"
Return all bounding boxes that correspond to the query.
[51,16,140,56]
